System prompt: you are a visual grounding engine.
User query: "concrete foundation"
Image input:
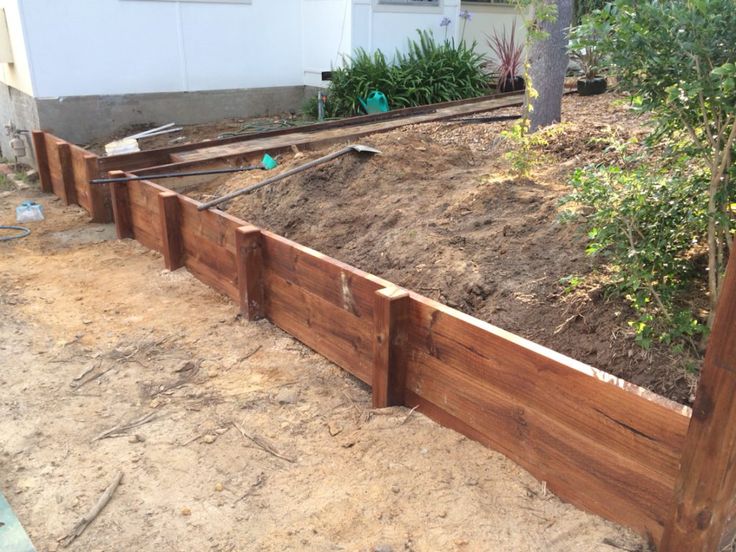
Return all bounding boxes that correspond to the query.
[35,85,314,146]
[0,83,40,163]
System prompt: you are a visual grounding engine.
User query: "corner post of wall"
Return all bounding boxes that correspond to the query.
[372,287,410,409]
[31,131,52,194]
[158,191,184,271]
[86,155,111,223]
[661,244,736,551]
[109,171,134,240]
[235,225,265,321]
[57,142,77,205]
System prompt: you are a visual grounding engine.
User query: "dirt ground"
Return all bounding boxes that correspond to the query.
[85,112,314,155]
[187,92,698,405]
[0,186,647,550]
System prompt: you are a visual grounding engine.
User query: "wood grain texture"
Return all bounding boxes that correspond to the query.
[43,134,65,199]
[373,287,410,408]
[69,146,92,211]
[236,226,265,320]
[110,172,133,240]
[177,195,240,301]
[405,294,691,543]
[31,131,52,193]
[158,192,184,271]
[661,250,736,551]
[127,179,165,252]
[262,230,392,321]
[265,270,373,384]
[57,142,77,205]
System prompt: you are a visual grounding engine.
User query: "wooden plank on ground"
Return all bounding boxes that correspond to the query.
[405,294,691,543]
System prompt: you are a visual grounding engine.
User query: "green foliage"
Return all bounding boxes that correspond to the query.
[596,0,736,326]
[573,0,607,24]
[561,163,708,349]
[567,10,611,79]
[326,30,488,117]
[501,120,566,177]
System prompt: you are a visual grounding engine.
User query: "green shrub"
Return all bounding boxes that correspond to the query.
[598,0,736,328]
[561,162,708,350]
[326,30,488,117]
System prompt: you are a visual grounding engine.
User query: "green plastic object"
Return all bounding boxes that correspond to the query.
[0,491,36,552]
[261,154,278,170]
[358,91,389,114]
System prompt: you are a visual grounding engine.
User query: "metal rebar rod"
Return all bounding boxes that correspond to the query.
[90,164,264,185]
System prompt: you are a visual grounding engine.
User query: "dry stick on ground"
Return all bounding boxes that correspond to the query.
[232,421,296,463]
[232,472,266,507]
[93,412,157,441]
[59,470,123,548]
[71,360,114,390]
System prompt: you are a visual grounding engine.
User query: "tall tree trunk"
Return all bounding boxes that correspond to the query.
[529,0,574,132]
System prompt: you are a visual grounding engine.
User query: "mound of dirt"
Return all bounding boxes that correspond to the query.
[192,93,697,404]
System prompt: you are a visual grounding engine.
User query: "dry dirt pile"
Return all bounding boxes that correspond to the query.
[193,93,696,404]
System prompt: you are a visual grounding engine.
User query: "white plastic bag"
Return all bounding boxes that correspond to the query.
[15,201,44,223]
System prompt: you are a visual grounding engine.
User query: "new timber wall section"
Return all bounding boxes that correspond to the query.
[34,132,736,552]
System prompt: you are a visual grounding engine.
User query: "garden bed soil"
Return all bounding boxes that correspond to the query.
[188,93,699,405]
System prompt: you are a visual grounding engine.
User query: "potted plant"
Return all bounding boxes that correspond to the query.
[487,22,525,93]
[567,13,610,96]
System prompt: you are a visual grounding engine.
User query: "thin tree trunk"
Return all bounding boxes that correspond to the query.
[529,0,574,132]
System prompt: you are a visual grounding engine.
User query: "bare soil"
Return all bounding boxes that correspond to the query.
[190,93,698,405]
[85,112,315,155]
[1,187,644,550]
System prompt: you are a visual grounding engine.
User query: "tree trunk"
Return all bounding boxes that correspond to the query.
[529,0,574,132]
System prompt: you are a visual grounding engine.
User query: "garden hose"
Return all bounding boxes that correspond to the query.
[0,225,31,242]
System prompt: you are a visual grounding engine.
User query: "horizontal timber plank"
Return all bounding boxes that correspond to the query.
[404,384,669,543]
[407,296,690,456]
[262,230,392,321]
[405,295,692,544]
[265,270,373,384]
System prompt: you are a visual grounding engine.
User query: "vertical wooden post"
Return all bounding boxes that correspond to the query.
[372,287,410,409]
[158,191,184,271]
[31,131,52,194]
[85,155,111,223]
[57,142,77,205]
[662,248,736,551]
[235,225,264,320]
[109,171,134,240]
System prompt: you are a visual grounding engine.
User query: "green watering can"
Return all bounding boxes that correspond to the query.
[359,91,389,114]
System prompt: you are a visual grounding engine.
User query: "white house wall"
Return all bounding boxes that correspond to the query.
[461,2,525,64]
[19,0,304,99]
[0,0,33,95]
[351,0,460,61]
[302,0,352,87]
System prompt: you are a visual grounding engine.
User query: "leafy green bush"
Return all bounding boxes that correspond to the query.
[561,162,708,350]
[598,0,736,328]
[326,30,488,117]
